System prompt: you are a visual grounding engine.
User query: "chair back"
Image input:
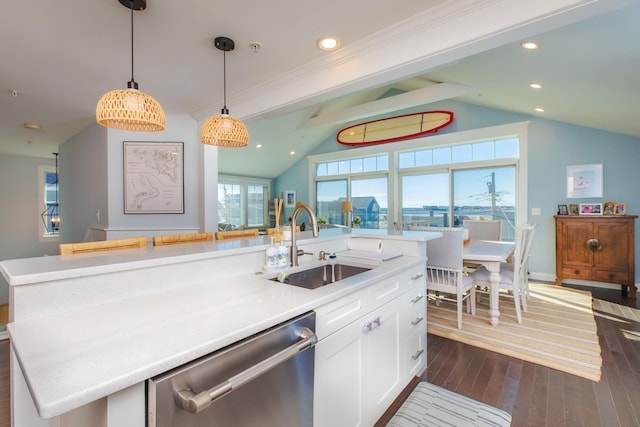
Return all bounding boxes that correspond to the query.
[214,229,259,241]
[59,237,147,255]
[152,232,213,246]
[424,227,464,271]
[512,222,538,281]
[463,219,502,241]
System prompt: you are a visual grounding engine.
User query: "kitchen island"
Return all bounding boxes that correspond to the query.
[1,228,439,426]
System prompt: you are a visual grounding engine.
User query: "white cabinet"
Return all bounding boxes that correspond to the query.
[314,265,426,427]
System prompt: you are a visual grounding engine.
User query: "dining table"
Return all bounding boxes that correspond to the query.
[463,239,516,326]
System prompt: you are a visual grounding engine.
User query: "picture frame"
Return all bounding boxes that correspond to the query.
[579,203,603,216]
[603,201,616,216]
[557,204,568,215]
[568,203,580,215]
[123,141,184,214]
[614,203,626,215]
[284,190,296,208]
[566,164,603,198]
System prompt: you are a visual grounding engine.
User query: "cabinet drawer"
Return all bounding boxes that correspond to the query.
[315,287,368,340]
[561,266,594,280]
[594,269,630,284]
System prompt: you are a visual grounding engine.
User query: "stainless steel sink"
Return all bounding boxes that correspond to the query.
[271,263,371,289]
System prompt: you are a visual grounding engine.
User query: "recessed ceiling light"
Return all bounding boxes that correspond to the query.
[290,151,295,155]
[256,144,262,148]
[317,37,340,51]
[529,82,543,89]
[23,122,41,129]
[521,41,538,50]
[535,107,545,113]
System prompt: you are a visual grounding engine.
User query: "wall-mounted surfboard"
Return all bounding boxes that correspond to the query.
[337,110,454,146]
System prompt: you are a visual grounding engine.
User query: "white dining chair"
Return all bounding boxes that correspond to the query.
[425,227,476,329]
[463,219,503,241]
[469,222,538,323]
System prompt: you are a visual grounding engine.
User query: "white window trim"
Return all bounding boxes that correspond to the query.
[308,121,529,227]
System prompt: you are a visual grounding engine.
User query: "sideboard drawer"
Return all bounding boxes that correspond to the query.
[595,269,630,283]
[561,267,593,280]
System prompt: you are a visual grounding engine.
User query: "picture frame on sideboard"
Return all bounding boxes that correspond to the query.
[579,203,603,216]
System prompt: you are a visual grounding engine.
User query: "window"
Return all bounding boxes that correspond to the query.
[316,180,347,225]
[314,155,389,229]
[38,165,59,239]
[453,166,516,240]
[351,177,387,229]
[218,176,270,230]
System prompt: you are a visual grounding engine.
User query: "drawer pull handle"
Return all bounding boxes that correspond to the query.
[584,238,603,252]
[363,315,382,333]
[410,294,424,304]
[410,272,424,281]
[411,349,424,360]
[411,316,424,327]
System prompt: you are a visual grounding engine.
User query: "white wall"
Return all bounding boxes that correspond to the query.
[0,154,60,305]
[59,124,109,244]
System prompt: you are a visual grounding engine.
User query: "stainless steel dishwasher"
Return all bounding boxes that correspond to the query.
[147,311,317,427]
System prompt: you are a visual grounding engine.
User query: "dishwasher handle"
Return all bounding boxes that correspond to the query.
[176,326,318,414]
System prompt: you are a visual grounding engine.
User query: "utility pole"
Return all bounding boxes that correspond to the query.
[486,172,496,218]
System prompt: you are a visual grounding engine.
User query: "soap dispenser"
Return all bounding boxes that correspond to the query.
[266,237,278,269]
[277,241,290,267]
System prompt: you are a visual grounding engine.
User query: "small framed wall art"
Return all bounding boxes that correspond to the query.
[566,164,603,198]
[579,203,603,216]
[123,141,184,214]
[284,190,296,208]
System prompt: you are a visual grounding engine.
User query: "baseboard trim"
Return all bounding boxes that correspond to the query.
[529,271,638,291]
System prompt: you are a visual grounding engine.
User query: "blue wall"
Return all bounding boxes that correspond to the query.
[275,100,640,280]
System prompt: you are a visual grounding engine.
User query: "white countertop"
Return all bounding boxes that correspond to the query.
[3,228,438,419]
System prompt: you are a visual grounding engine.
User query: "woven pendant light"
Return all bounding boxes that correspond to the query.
[200,36,249,147]
[96,0,165,132]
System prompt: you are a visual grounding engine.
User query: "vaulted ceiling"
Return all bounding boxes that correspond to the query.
[1,0,638,178]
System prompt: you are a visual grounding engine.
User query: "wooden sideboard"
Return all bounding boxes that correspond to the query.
[555,215,637,298]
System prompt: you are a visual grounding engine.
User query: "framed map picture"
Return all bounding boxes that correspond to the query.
[123,141,184,214]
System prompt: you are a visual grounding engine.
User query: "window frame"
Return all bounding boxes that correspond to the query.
[308,121,529,229]
[218,175,271,229]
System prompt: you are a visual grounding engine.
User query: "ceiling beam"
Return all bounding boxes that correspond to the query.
[299,82,473,129]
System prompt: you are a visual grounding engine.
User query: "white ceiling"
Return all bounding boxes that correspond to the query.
[1,0,638,178]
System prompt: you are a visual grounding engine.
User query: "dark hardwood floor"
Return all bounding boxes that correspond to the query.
[1,284,638,427]
[376,284,640,427]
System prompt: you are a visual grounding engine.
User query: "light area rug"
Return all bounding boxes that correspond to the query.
[427,282,602,382]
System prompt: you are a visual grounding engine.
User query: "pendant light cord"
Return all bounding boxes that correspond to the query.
[128,0,138,89]
[222,50,228,113]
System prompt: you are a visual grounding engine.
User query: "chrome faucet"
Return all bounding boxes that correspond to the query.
[290,203,319,266]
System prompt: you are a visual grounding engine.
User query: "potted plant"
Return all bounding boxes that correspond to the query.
[353,216,361,228]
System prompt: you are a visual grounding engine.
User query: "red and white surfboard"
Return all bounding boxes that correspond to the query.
[337,110,454,146]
